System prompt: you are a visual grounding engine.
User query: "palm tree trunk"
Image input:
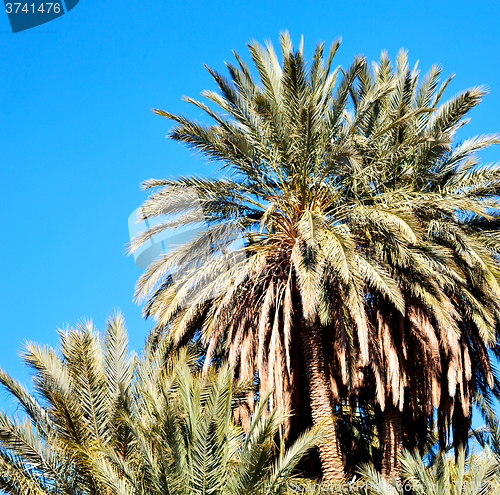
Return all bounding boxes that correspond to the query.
[381,404,402,480]
[300,322,344,481]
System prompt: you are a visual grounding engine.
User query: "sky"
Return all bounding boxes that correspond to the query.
[1,0,500,423]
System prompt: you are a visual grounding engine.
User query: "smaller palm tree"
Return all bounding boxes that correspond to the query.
[358,447,500,495]
[0,312,323,495]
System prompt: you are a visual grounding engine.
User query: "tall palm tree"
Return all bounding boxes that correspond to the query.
[129,33,416,481]
[129,34,500,480]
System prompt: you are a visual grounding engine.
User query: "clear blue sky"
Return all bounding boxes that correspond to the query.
[1,0,500,421]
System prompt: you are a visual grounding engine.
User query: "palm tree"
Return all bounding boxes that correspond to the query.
[0,312,323,494]
[129,32,408,481]
[359,447,500,495]
[129,34,500,481]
